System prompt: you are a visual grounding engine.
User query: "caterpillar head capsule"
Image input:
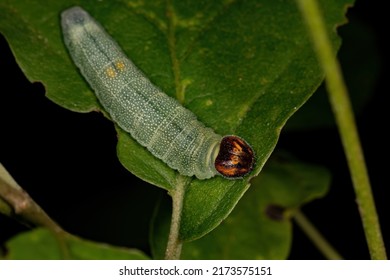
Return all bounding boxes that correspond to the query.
[214,136,255,178]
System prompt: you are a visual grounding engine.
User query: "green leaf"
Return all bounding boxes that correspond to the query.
[179,155,330,259]
[0,0,351,241]
[5,228,149,260]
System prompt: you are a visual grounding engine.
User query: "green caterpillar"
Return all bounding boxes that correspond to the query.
[61,6,255,179]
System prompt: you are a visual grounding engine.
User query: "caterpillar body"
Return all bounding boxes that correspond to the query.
[61,6,255,179]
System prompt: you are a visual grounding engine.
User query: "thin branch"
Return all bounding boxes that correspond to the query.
[294,210,343,259]
[296,0,387,259]
[164,175,189,259]
[0,163,70,259]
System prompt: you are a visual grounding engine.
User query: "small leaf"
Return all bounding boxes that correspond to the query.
[5,228,149,260]
[179,155,330,259]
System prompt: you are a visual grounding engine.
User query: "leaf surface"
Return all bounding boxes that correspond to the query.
[0,0,351,241]
[151,155,330,259]
[5,228,149,260]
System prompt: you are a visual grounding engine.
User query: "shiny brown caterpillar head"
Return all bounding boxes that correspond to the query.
[215,136,255,178]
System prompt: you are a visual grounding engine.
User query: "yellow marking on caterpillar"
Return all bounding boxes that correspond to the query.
[106,67,116,78]
[116,61,126,71]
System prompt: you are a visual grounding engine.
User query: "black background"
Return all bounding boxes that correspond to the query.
[0,0,388,259]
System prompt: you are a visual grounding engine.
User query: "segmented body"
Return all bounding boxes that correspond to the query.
[61,6,254,180]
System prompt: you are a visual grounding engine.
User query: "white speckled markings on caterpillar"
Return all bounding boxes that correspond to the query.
[61,6,255,179]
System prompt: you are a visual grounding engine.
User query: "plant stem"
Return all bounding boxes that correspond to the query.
[296,0,387,259]
[0,163,70,259]
[164,176,188,259]
[294,210,343,259]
